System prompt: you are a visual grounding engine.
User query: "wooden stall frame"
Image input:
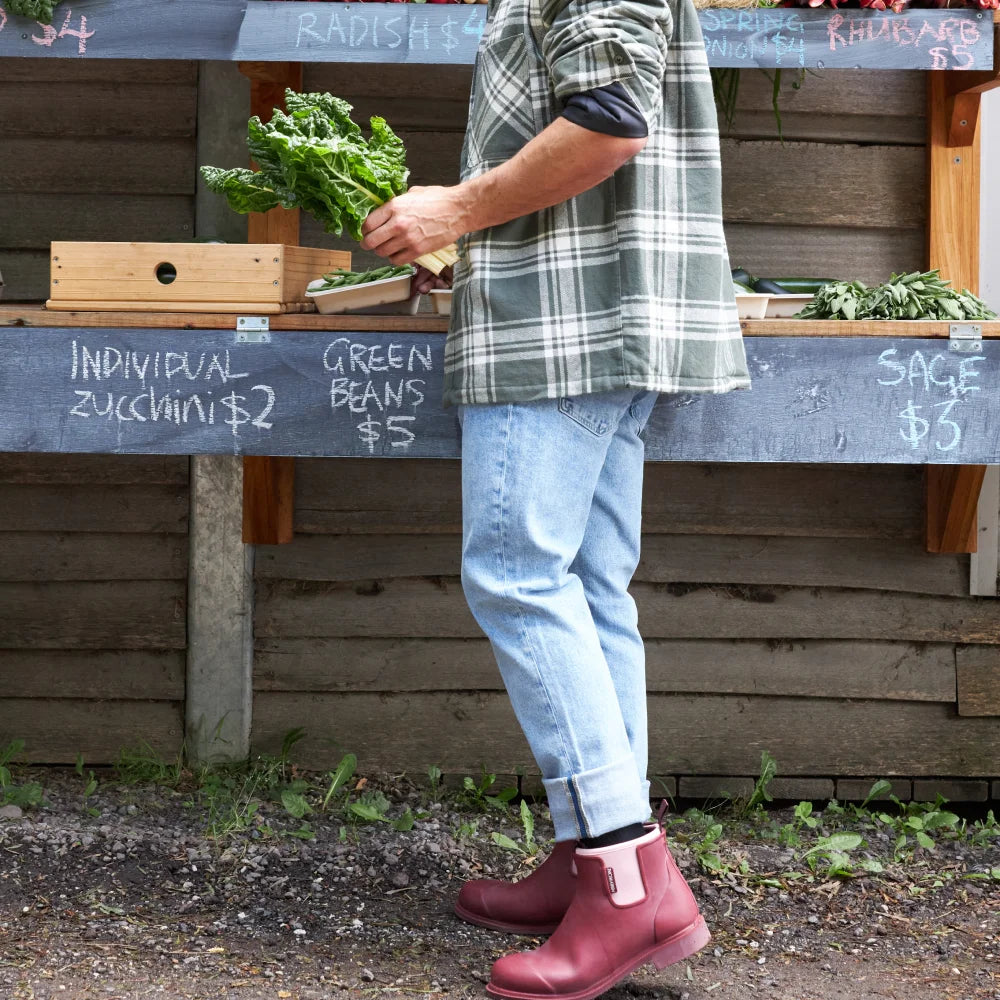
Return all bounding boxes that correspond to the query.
[926,57,1000,553]
[238,61,304,545]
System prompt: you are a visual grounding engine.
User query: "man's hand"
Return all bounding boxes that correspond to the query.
[362,119,645,270]
[411,265,453,296]
[361,185,469,266]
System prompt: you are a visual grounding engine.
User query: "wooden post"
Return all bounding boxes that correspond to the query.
[926,71,985,554]
[186,62,256,765]
[239,61,303,545]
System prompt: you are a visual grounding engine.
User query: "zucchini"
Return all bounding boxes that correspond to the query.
[753,278,790,295]
[771,277,837,295]
[731,267,755,287]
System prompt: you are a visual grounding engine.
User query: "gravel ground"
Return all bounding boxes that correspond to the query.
[0,766,998,1000]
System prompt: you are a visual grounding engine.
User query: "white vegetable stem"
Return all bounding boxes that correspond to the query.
[415,245,459,275]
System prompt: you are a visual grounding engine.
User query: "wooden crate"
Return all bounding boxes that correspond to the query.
[46,242,352,314]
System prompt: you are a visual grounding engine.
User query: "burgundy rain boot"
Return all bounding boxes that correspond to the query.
[486,826,710,1000]
[454,839,578,935]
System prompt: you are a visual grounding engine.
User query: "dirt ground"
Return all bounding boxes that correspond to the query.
[0,767,997,1000]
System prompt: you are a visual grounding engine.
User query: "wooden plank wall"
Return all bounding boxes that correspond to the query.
[253,69,1000,797]
[0,60,198,301]
[253,459,1000,793]
[0,455,188,763]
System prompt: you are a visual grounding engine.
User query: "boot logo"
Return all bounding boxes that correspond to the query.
[605,867,618,894]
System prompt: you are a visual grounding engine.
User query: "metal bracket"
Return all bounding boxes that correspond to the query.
[949,323,982,353]
[235,316,271,343]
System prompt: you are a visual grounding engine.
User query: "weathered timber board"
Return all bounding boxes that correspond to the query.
[295,459,924,538]
[304,65,925,145]
[252,692,1000,776]
[0,83,197,137]
[0,454,187,484]
[255,576,1000,643]
[0,59,198,84]
[956,644,1000,716]
[0,650,184,699]
[0,533,187,582]
[723,225,926,289]
[0,485,188,532]
[0,138,193,195]
[0,4,990,68]
[2,195,195,250]
[253,636,956,702]
[722,142,924,229]
[1,330,997,464]
[0,580,186,649]
[722,70,925,145]
[0,699,183,764]
[255,532,965,595]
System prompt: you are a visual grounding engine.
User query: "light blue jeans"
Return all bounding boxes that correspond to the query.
[457,388,660,842]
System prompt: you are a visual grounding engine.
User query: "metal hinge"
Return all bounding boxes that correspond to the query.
[235,316,271,343]
[948,323,982,353]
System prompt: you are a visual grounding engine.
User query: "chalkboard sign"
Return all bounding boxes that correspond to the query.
[0,0,245,59]
[700,7,994,69]
[1,329,997,464]
[0,1,992,69]
[235,4,994,69]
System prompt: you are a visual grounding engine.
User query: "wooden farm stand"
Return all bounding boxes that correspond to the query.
[0,2,999,796]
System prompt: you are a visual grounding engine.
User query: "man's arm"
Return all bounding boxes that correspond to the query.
[359,117,646,271]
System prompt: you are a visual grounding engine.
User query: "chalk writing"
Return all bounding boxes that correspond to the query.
[294,7,483,55]
[0,5,94,54]
[322,337,432,454]
[875,347,984,453]
[66,340,274,439]
[826,12,981,69]
[698,6,989,70]
[700,8,807,67]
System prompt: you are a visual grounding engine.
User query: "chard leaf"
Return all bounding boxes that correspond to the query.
[201,90,410,243]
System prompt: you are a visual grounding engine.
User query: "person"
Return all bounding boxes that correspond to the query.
[361,0,750,995]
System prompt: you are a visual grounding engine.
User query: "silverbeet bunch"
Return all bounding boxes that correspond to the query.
[796,270,997,321]
[201,89,457,275]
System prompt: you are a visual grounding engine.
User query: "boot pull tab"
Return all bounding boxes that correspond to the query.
[655,799,670,830]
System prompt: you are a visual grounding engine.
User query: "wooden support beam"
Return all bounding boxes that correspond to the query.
[242,454,295,545]
[944,26,1000,147]
[925,464,987,554]
[239,61,303,545]
[925,72,986,554]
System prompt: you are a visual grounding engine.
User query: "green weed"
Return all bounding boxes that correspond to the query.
[0,739,44,810]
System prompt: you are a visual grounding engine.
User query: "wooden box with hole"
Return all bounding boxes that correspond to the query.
[45,242,352,314]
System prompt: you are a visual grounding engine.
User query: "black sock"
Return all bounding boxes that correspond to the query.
[579,823,646,849]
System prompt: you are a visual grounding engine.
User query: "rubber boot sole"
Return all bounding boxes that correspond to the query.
[453,900,560,937]
[485,917,711,1000]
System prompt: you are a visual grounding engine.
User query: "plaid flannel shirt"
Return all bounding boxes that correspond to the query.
[442,0,751,407]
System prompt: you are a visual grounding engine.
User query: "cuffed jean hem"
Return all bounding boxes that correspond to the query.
[543,756,652,842]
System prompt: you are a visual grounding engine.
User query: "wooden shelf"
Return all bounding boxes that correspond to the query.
[740,318,1000,337]
[4,305,998,340]
[0,303,451,333]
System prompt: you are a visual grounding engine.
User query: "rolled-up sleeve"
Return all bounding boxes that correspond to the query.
[540,0,673,129]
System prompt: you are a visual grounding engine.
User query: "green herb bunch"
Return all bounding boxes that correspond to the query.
[6,0,61,23]
[796,270,996,322]
[201,90,409,243]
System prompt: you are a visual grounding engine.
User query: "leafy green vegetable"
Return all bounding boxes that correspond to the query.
[796,270,996,322]
[6,0,61,24]
[201,89,409,243]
